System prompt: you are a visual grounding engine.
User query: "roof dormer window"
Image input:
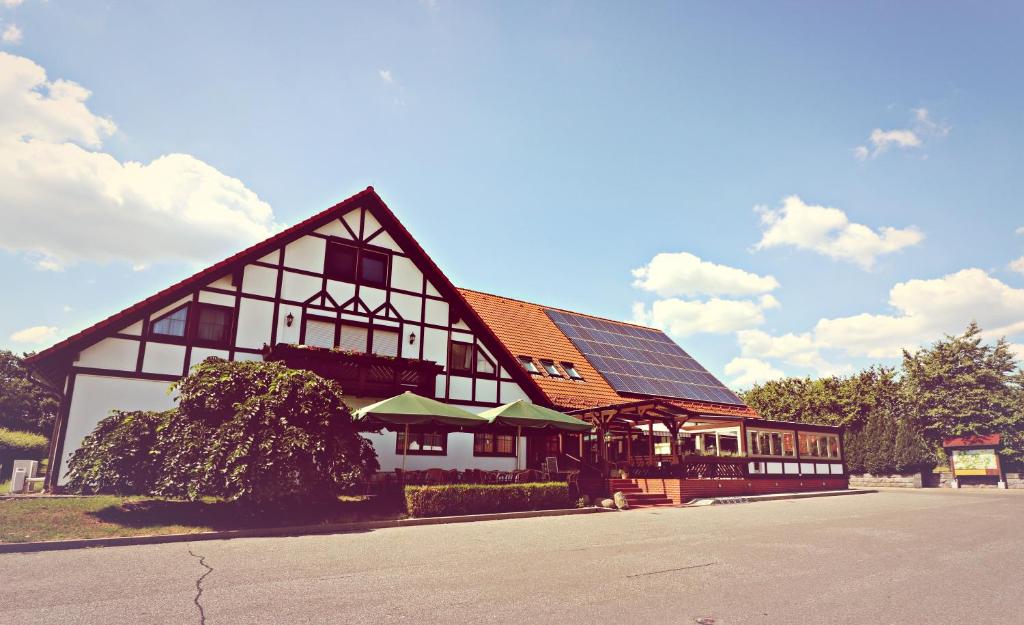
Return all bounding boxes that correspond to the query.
[519,356,539,374]
[562,362,583,380]
[540,360,561,377]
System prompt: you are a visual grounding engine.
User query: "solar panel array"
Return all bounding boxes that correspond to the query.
[545,309,744,405]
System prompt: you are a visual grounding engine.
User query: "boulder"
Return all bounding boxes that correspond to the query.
[599,498,616,509]
[613,491,630,510]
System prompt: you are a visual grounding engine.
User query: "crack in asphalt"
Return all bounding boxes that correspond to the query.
[626,562,716,578]
[187,548,214,625]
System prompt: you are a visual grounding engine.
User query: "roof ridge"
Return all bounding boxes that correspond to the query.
[456,287,658,332]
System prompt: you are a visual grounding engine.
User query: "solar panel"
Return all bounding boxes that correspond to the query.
[545,309,744,406]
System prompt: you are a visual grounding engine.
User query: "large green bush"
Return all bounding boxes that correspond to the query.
[404,482,573,517]
[64,358,379,502]
[0,427,48,478]
[64,410,168,495]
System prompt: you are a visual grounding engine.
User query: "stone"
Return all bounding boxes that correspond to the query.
[599,498,615,509]
[613,491,630,510]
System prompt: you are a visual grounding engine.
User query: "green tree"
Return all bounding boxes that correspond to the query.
[0,350,59,434]
[901,322,1024,466]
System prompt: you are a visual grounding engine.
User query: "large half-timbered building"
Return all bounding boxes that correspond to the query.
[28,188,846,495]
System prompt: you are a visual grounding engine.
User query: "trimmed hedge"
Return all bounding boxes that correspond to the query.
[0,427,48,478]
[404,482,573,517]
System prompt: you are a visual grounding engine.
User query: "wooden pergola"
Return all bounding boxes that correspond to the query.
[567,398,751,476]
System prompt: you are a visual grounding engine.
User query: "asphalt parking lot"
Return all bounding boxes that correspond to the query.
[2,488,1022,625]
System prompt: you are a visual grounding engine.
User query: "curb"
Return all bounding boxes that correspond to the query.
[692,489,876,506]
[0,506,607,554]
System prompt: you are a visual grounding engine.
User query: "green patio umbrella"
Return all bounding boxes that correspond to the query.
[478,399,593,469]
[353,391,488,472]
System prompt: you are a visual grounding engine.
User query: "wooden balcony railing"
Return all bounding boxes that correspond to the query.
[263,343,444,398]
[626,455,748,480]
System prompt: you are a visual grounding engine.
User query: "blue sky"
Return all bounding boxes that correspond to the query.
[2,1,1023,388]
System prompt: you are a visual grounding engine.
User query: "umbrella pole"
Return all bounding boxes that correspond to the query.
[516,425,522,471]
[402,424,409,476]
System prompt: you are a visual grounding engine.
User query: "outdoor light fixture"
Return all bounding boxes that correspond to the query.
[408,331,416,345]
[285,312,294,327]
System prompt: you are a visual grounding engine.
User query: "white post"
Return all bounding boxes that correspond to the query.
[715,431,721,457]
[402,424,409,474]
[516,426,522,470]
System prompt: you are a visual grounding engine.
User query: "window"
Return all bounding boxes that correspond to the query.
[340,323,369,352]
[148,303,233,348]
[748,430,797,457]
[540,360,561,376]
[324,241,390,287]
[324,242,357,282]
[798,432,839,458]
[475,349,496,377]
[359,250,388,287]
[473,432,516,456]
[562,362,583,380]
[519,356,539,374]
[371,327,400,357]
[449,341,473,375]
[150,305,188,338]
[396,430,447,455]
[194,304,233,347]
[304,319,337,348]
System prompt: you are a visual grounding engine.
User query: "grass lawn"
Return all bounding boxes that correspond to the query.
[0,494,407,543]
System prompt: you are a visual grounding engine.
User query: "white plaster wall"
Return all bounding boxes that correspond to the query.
[476,378,498,403]
[325,279,355,307]
[259,250,279,264]
[280,271,321,303]
[77,337,138,371]
[390,256,423,293]
[342,209,361,237]
[283,236,326,273]
[206,275,234,291]
[315,219,350,238]
[390,292,421,322]
[121,321,143,336]
[422,327,448,365]
[142,342,186,376]
[424,299,449,327]
[190,347,229,368]
[277,304,301,344]
[242,265,277,297]
[59,375,177,484]
[235,298,274,349]
[370,230,401,252]
[448,376,472,402]
[360,286,386,313]
[198,290,235,307]
[500,382,530,402]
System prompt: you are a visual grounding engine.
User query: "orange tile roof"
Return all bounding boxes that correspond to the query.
[457,288,758,418]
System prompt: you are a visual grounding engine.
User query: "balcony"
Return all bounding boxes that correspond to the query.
[262,343,444,398]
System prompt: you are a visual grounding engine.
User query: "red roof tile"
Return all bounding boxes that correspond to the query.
[458,288,757,417]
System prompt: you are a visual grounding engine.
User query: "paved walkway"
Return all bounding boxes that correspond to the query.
[2,489,1022,625]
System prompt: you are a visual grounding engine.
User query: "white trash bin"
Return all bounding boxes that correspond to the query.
[10,467,27,493]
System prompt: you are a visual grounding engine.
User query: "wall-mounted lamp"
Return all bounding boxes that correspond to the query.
[285,312,295,327]
[408,331,417,345]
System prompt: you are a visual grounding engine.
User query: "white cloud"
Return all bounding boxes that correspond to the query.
[723,357,785,389]
[1016,226,1024,235]
[1009,256,1024,274]
[754,195,923,269]
[9,325,57,344]
[0,52,279,271]
[378,69,393,83]
[633,296,778,337]
[2,24,22,45]
[631,252,779,298]
[3,0,25,8]
[854,107,950,160]
[1010,343,1024,362]
[738,268,1024,377]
